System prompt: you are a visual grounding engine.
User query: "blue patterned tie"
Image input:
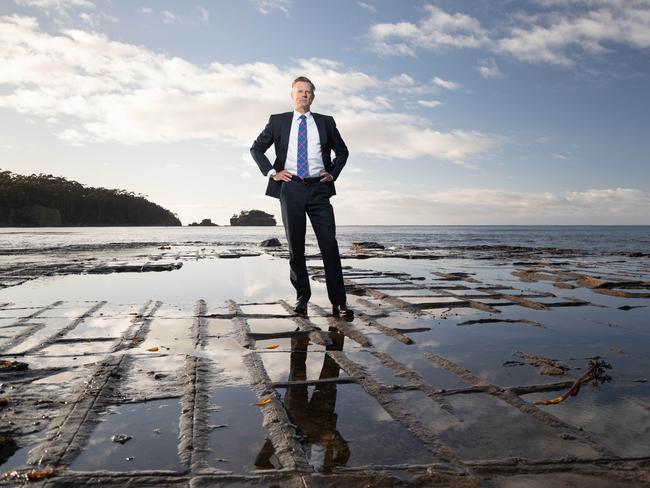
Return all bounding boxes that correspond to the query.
[297,114,308,178]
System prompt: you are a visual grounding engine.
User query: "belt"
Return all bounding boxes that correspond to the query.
[291,175,321,184]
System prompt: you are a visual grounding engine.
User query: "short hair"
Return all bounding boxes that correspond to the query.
[292,76,315,92]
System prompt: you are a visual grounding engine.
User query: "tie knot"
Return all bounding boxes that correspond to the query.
[299,114,306,121]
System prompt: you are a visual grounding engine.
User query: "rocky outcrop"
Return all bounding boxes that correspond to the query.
[189,218,218,227]
[230,210,276,226]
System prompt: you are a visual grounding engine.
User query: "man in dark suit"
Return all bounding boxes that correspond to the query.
[250,76,351,318]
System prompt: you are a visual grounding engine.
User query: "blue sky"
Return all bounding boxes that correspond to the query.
[1,0,649,224]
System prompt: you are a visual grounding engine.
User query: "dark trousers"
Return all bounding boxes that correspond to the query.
[279,180,346,305]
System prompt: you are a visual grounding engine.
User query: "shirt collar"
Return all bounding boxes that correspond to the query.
[293,110,311,121]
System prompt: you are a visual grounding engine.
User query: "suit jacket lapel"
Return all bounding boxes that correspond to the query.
[280,112,292,158]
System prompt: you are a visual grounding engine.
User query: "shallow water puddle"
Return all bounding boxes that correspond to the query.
[206,386,279,472]
[69,399,184,472]
[258,351,334,383]
[238,303,290,316]
[198,338,249,385]
[137,317,194,354]
[0,432,48,473]
[255,336,326,353]
[345,350,410,386]
[247,318,299,335]
[395,390,600,461]
[523,385,650,457]
[281,383,434,471]
[64,317,131,339]
[205,318,235,336]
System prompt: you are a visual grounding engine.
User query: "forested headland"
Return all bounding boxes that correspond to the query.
[0,171,181,226]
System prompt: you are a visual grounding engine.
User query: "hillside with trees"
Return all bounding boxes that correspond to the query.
[0,171,181,226]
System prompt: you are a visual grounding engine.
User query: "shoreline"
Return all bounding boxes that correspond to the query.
[1,237,649,486]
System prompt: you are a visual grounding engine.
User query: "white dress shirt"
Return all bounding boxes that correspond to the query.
[268,111,324,178]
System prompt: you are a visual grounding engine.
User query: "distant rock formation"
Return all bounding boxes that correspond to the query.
[230,210,276,226]
[189,218,218,227]
[0,171,181,227]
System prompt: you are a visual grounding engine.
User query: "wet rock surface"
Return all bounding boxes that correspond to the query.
[0,242,649,486]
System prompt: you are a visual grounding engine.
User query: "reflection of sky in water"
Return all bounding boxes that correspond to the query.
[524,385,650,458]
[137,317,194,354]
[65,317,131,339]
[254,337,326,353]
[69,400,184,472]
[1,234,649,474]
[5,319,82,355]
[345,350,410,387]
[0,431,48,472]
[258,351,331,383]
[247,318,298,334]
[298,384,434,469]
[0,256,297,305]
[395,390,600,462]
[206,386,278,472]
[191,339,250,386]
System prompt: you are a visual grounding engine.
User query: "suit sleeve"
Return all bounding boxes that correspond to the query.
[328,116,349,181]
[250,116,274,176]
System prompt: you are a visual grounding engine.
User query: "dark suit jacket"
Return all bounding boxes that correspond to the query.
[250,112,349,198]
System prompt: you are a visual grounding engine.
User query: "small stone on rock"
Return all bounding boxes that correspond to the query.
[352,241,385,251]
[111,434,132,444]
[260,238,281,247]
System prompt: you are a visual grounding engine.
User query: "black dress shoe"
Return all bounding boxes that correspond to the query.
[294,299,308,316]
[332,303,353,318]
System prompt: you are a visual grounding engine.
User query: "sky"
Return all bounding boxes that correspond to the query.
[1,0,649,225]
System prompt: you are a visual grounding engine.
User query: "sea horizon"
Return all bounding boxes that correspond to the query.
[2,224,649,254]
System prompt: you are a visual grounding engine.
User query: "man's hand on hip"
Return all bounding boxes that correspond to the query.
[319,170,333,182]
[272,170,293,182]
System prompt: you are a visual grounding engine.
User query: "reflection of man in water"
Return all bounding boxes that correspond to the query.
[250,76,351,319]
[255,330,349,471]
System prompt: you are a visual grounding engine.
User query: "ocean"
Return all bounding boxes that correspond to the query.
[1,226,649,254]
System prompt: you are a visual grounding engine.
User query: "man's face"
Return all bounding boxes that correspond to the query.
[291,81,314,113]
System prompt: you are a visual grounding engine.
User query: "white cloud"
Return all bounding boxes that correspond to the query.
[0,15,501,165]
[335,187,650,224]
[194,6,209,24]
[336,110,499,162]
[367,2,650,66]
[477,57,502,78]
[417,100,442,108]
[139,7,152,15]
[251,0,291,16]
[79,11,116,28]
[387,73,415,87]
[357,1,376,14]
[386,73,460,95]
[161,10,178,24]
[432,76,461,90]
[14,0,93,9]
[368,5,489,56]
[160,6,209,25]
[497,3,650,65]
